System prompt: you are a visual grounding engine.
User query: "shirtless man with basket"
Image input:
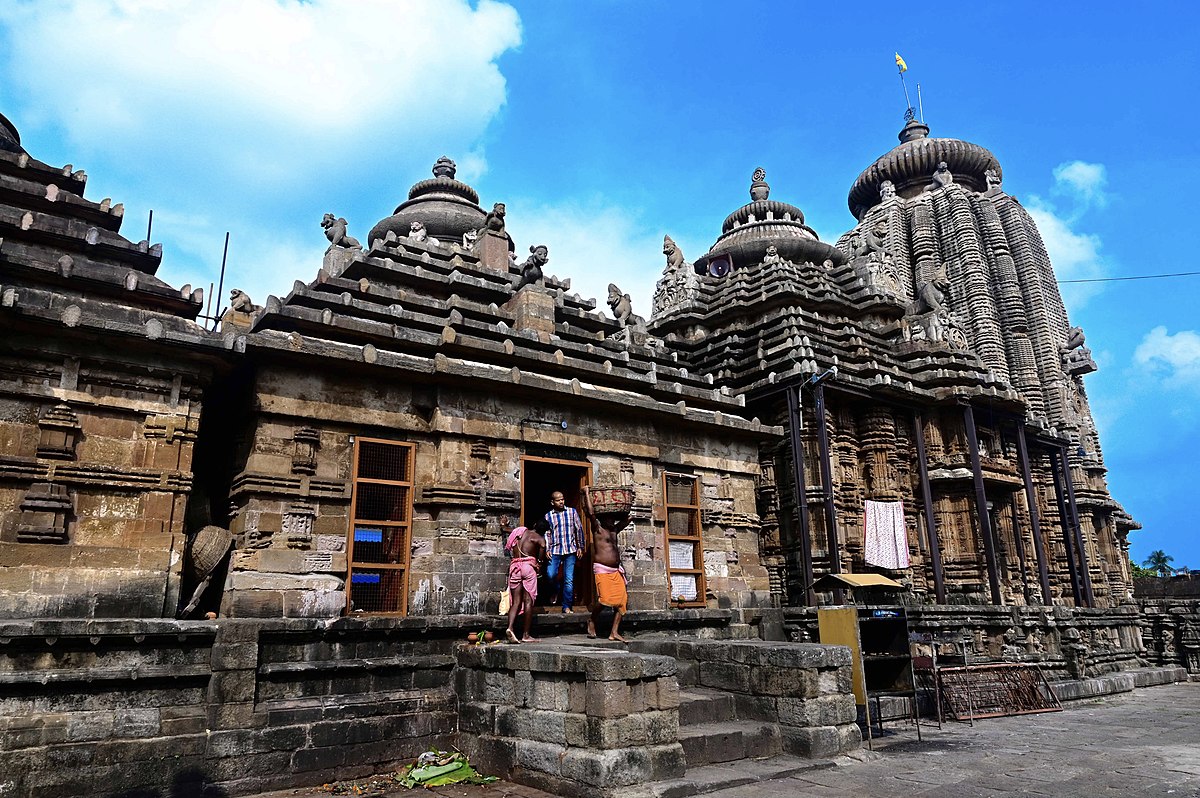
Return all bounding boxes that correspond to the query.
[583,486,633,642]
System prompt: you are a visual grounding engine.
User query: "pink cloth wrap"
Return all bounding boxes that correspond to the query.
[505,526,527,552]
[508,556,538,599]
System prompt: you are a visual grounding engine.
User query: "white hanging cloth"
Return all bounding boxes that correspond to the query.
[864,500,910,570]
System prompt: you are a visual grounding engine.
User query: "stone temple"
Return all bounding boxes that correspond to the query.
[0,108,1187,796]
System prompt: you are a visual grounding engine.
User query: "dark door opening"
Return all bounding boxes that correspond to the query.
[521,456,593,609]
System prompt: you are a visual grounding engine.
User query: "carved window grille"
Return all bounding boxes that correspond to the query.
[347,438,414,615]
[663,473,706,607]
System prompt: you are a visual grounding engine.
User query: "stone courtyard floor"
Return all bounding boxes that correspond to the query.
[259,682,1200,798]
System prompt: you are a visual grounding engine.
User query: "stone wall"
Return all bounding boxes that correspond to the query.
[0,342,208,619]
[1139,597,1200,674]
[0,617,460,797]
[784,604,1146,681]
[221,363,771,619]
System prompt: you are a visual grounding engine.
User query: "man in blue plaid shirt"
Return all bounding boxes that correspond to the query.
[544,490,585,612]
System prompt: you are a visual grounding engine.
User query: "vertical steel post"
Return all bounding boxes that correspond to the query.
[1060,444,1095,607]
[1015,425,1052,605]
[814,385,844,604]
[786,386,815,606]
[912,412,946,604]
[1049,448,1083,606]
[962,404,1002,605]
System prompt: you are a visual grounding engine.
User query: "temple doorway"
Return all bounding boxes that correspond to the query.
[520,456,593,609]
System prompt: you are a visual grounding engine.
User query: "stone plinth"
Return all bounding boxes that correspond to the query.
[503,286,556,336]
[628,639,861,758]
[455,643,685,797]
[478,232,512,272]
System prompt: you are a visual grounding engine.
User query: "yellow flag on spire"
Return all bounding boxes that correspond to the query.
[895,53,908,73]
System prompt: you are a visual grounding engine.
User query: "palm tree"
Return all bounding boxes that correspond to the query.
[1143,550,1175,577]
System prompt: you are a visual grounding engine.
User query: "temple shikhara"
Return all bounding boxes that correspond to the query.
[0,107,1189,797]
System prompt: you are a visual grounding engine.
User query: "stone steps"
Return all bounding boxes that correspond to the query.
[679,720,781,768]
[678,687,736,726]
[628,754,835,798]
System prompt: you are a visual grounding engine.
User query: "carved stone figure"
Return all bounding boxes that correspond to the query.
[899,263,967,348]
[462,228,479,250]
[222,289,260,330]
[484,202,509,238]
[664,235,686,272]
[321,213,361,252]
[985,167,1002,192]
[514,245,548,291]
[926,162,954,191]
[408,220,438,246]
[880,180,897,201]
[1062,326,1097,375]
[762,245,786,266]
[652,234,700,317]
[852,221,888,259]
[607,283,645,328]
[909,264,949,316]
[228,289,258,314]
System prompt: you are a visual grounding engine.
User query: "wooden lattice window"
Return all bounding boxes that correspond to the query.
[663,472,706,607]
[347,438,414,615]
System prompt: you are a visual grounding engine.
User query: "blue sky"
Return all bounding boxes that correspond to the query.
[1,1,1197,568]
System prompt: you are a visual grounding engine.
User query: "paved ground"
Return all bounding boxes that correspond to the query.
[711,682,1200,798]
[264,682,1200,798]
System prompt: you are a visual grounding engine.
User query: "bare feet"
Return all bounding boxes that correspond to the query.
[609,632,627,643]
[586,619,597,639]
[521,635,539,643]
[506,629,520,644]
[563,607,574,614]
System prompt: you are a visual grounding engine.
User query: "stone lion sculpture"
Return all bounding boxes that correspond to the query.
[514,245,549,291]
[663,235,686,271]
[607,283,645,328]
[228,289,259,314]
[407,220,438,246]
[321,213,361,253]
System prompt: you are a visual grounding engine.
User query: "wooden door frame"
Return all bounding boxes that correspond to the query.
[519,455,593,610]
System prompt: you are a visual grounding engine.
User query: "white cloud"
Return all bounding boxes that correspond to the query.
[1027,159,1112,313]
[504,200,667,320]
[1026,204,1107,311]
[0,0,522,305]
[1134,326,1200,388]
[1051,160,1109,213]
[0,0,521,176]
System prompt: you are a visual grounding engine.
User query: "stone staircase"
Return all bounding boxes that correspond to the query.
[678,687,780,766]
[629,686,834,798]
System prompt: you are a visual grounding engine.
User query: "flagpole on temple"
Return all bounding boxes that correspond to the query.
[895,52,913,117]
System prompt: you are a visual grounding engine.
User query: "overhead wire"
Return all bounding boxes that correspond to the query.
[1059,271,1200,284]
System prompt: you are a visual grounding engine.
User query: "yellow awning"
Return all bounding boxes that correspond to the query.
[811,573,906,591]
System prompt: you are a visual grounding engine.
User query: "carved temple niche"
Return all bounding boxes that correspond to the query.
[469,439,492,489]
[861,407,900,500]
[17,482,73,544]
[283,503,316,550]
[291,427,320,475]
[37,403,81,461]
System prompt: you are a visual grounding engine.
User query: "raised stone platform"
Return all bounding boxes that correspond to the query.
[455,636,860,798]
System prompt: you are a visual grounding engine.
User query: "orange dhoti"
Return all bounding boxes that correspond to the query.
[592,563,628,613]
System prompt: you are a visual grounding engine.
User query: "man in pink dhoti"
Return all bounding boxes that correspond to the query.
[500,517,546,644]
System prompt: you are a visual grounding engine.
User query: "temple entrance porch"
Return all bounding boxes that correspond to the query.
[519,455,594,610]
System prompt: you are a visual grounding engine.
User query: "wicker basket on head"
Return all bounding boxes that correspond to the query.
[188,525,233,581]
[587,486,633,515]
